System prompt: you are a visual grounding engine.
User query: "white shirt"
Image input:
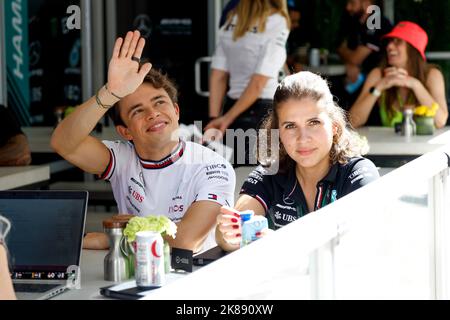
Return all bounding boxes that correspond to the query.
[101,140,235,222]
[211,13,289,100]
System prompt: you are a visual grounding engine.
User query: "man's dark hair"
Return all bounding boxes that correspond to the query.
[107,68,179,127]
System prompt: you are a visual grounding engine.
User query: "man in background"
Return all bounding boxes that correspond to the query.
[336,0,392,108]
[0,104,32,166]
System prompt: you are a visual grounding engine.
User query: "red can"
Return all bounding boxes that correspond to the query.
[135,231,165,287]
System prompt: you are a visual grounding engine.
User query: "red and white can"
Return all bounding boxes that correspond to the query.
[135,231,165,287]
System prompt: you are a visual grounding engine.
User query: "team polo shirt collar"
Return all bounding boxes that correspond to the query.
[277,162,339,217]
[138,140,185,169]
[281,162,339,195]
[322,162,339,183]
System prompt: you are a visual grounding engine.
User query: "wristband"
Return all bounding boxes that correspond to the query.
[105,83,124,100]
[369,86,381,98]
[95,91,113,110]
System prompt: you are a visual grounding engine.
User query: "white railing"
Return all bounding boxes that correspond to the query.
[143,143,450,300]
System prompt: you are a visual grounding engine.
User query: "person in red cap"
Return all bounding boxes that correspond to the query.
[349,21,448,128]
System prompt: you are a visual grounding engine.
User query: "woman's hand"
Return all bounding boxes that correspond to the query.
[378,67,418,90]
[216,206,242,245]
[204,115,233,142]
[107,30,153,98]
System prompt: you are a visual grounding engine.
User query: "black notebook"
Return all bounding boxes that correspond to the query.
[100,281,161,300]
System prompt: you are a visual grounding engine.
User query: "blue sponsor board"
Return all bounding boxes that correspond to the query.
[4,0,31,125]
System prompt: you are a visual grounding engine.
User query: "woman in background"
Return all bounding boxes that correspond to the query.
[349,21,448,128]
[205,0,290,161]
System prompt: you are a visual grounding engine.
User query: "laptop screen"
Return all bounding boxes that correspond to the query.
[0,191,87,280]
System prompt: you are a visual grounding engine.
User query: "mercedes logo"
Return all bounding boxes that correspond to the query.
[133,14,152,39]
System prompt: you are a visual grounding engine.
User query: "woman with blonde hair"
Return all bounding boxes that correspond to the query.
[216,72,379,252]
[205,0,291,164]
[349,21,448,128]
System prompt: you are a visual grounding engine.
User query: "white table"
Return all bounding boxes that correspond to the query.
[357,126,450,156]
[0,165,50,190]
[52,250,190,300]
[303,64,346,77]
[22,127,121,154]
[21,127,121,175]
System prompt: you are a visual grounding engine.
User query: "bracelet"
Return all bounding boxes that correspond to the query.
[95,91,113,110]
[105,83,124,100]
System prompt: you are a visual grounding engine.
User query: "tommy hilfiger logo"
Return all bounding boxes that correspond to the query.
[208,193,218,201]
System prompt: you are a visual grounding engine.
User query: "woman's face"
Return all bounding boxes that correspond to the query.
[386,38,408,67]
[278,97,335,170]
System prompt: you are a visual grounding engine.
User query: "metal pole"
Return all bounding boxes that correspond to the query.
[0,0,6,105]
[80,0,94,182]
[208,0,222,56]
[81,0,93,101]
[92,0,105,92]
[105,0,117,64]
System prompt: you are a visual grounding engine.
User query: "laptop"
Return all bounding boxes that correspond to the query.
[192,245,229,266]
[0,190,88,300]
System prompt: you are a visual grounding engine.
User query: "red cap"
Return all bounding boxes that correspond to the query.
[382,21,428,60]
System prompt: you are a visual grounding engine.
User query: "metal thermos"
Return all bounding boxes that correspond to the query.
[309,48,320,67]
[103,219,128,282]
[401,109,416,137]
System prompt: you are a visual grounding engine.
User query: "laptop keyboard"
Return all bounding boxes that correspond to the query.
[13,283,61,293]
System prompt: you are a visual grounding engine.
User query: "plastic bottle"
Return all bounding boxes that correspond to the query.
[240,210,268,247]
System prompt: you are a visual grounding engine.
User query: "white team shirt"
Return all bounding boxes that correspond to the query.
[211,13,289,99]
[100,140,236,223]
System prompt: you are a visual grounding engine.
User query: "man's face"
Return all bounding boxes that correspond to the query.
[117,83,180,149]
[346,0,365,18]
[289,10,301,30]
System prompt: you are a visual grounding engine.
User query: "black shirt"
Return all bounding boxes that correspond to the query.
[0,105,23,147]
[339,14,392,74]
[240,157,379,230]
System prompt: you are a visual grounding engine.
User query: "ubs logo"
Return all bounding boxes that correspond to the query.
[128,186,144,203]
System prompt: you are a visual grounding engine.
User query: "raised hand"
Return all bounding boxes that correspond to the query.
[107,30,152,98]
